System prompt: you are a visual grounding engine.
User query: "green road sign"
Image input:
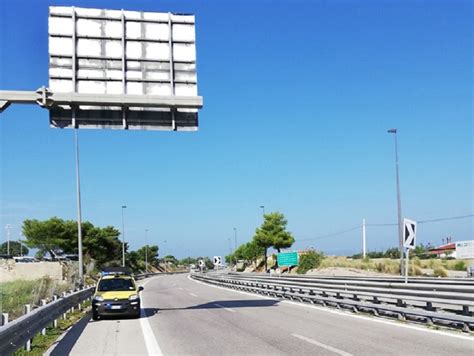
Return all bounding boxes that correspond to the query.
[277,252,298,267]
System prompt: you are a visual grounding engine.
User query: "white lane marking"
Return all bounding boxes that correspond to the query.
[178,287,184,290]
[139,277,163,356]
[188,276,474,341]
[213,303,236,313]
[189,293,198,297]
[292,333,353,356]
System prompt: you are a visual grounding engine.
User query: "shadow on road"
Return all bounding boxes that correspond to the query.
[47,312,91,356]
[156,299,280,312]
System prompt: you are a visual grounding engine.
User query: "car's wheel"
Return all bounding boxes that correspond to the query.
[92,311,99,321]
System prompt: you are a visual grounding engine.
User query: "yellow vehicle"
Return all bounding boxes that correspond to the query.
[92,267,144,320]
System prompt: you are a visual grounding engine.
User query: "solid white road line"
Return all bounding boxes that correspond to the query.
[213,303,236,313]
[188,275,474,341]
[139,278,163,356]
[292,333,353,356]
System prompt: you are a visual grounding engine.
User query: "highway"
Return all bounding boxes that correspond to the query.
[46,274,474,355]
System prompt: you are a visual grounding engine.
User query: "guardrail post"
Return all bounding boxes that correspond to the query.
[24,304,32,351]
[41,300,47,335]
[62,292,67,320]
[462,305,470,316]
[52,295,59,328]
[1,313,8,326]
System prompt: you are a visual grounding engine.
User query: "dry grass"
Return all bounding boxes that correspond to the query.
[0,278,73,320]
[320,257,401,275]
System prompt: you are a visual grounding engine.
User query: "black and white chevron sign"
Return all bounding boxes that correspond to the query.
[403,218,417,249]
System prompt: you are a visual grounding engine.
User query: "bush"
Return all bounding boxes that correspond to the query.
[411,265,423,276]
[433,266,448,277]
[453,261,467,271]
[297,250,324,274]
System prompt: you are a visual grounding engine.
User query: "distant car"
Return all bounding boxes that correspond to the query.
[13,256,38,263]
[92,267,144,320]
[468,265,474,278]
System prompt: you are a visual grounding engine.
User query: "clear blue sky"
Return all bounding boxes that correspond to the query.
[0,0,472,258]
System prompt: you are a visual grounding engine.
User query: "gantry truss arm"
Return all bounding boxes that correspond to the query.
[0,86,203,113]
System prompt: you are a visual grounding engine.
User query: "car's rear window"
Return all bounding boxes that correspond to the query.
[98,278,135,291]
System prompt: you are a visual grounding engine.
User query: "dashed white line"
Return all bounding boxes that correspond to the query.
[292,333,353,356]
[189,293,198,297]
[213,303,236,313]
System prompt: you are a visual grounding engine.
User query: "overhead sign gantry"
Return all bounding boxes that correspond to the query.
[0,6,203,130]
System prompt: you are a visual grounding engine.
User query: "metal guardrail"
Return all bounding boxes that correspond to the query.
[191,273,474,332]
[0,286,94,355]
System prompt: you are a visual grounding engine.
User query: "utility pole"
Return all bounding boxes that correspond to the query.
[362,219,366,259]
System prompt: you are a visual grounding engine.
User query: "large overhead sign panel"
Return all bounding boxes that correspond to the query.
[48,6,201,130]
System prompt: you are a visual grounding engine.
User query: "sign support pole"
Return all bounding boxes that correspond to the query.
[404,248,409,284]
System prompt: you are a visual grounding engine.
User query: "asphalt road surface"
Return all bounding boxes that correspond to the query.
[46,274,474,355]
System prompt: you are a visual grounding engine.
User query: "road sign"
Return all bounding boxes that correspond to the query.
[48,6,202,130]
[213,256,221,266]
[403,218,417,249]
[277,252,298,267]
[198,259,205,267]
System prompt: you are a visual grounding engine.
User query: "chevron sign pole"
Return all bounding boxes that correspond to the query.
[403,218,417,283]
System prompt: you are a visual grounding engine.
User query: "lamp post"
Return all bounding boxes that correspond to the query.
[121,205,127,267]
[387,128,404,274]
[163,240,167,273]
[145,229,148,273]
[233,228,237,250]
[72,129,84,286]
[5,224,11,255]
[260,205,265,216]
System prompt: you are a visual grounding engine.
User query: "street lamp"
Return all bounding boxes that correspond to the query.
[162,240,167,273]
[74,130,84,287]
[233,227,237,250]
[260,205,265,216]
[5,224,11,255]
[121,205,127,267]
[145,229,148,273]
[227,237,232,264]
[387,128,403,274]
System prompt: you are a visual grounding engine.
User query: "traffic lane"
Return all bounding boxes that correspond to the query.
[145,274,473,356]
[46,308,148,355]
[142,276,285,355]
[186,274,474,356]
[142,274,335,355]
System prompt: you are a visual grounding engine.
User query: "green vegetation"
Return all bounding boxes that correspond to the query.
[227,212,294,271]
[20,217,165,274]
[0,241,29,256]
[453,260,467,271]
[297,250,324,274]
[22,217,122,266]
[13,301,91,356]
[0,278,73,320]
